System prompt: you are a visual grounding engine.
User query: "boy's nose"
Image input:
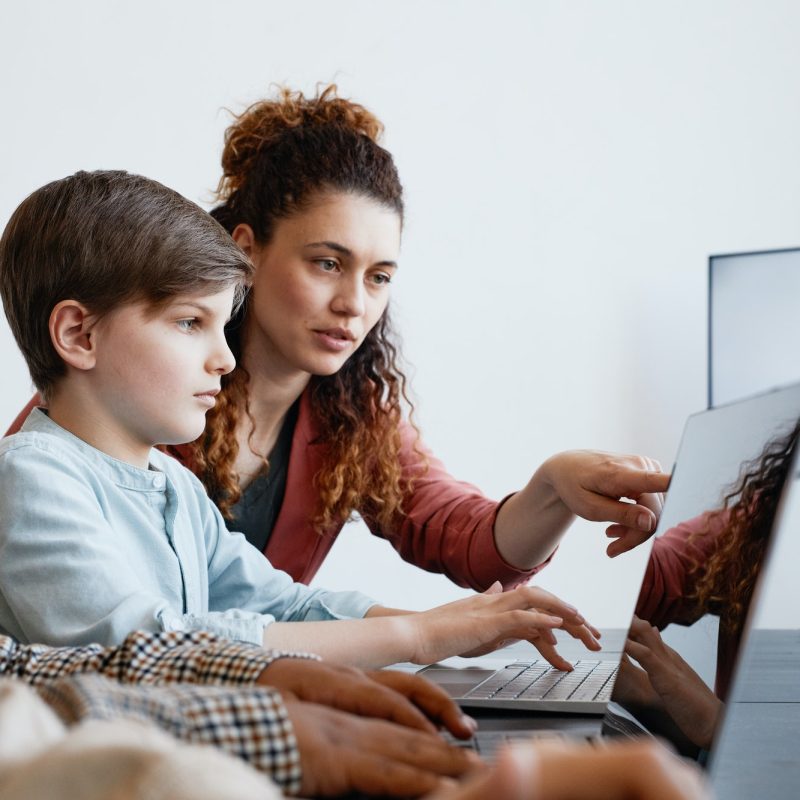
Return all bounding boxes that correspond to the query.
[210,338,236,375]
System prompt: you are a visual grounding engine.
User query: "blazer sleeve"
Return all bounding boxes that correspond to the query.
[635,511,725,629]
[361,422,549,591]
[5,394,41,436]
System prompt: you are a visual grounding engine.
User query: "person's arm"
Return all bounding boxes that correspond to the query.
[262,583,601,670]
[0,629,311,687]
[425,739,710,800]
[39,673,477,797]
[367,426,668,590]
[0,443,197,646]
[494,450,669,569]
[0,442,322,647]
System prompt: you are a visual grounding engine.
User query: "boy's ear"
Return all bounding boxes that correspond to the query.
[49,300,99,371]
[231,223,256,256]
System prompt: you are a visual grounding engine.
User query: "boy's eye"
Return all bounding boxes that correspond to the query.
[176,318,197,332]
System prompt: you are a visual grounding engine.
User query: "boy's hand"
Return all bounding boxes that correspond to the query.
[284,697,479,797]
[410,584,601,670]
[258,658,476,739]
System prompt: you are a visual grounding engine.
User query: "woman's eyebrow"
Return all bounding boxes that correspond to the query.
[305,240,351,255]
[304,240,398,269]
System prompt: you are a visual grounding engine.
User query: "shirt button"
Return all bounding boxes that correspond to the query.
[153,475,165,489]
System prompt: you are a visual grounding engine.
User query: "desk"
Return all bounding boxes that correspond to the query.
[710,629,800,799]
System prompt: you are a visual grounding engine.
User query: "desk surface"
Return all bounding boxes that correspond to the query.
[709,629,800,799]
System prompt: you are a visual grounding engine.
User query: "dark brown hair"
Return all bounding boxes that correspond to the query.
[692,418,800,632]
[0,170,253,400]
[192,85,418,533]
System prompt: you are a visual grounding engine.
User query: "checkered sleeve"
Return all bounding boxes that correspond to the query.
[38,674,303,794]
[0,631,320,688]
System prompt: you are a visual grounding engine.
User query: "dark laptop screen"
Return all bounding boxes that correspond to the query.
[602,382,800,762]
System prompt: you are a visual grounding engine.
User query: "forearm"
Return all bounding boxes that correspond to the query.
[263,616,418,669]
[2,630,316,688]
[493,460,574,570]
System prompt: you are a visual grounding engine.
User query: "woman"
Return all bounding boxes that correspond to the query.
[190,85,667,587]
[7,85,667,590]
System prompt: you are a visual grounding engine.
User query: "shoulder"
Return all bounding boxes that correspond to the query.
[0,430,88,474]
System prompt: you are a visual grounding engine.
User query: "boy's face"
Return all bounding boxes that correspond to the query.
[89,286,236,460]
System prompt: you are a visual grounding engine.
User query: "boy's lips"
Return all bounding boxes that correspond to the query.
[194,388,220,408]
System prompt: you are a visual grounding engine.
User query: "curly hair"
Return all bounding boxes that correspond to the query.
[691,418,800,632]
[189,85,419,533]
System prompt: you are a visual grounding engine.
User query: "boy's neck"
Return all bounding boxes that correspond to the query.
[47,385,153,469]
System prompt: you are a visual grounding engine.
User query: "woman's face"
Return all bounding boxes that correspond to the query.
[235,191,401,380]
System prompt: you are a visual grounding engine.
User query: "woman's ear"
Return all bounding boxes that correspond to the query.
[231,223,256,256]
[49,300,98,371]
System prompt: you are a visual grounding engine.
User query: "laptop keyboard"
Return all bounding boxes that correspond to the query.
[463,660,618,703]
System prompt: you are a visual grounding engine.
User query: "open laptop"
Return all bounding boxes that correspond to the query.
[419,382,800,720]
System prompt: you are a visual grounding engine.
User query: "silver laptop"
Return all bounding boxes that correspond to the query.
[420,382,800,719]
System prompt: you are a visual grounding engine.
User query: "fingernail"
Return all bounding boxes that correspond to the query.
[638,513,652,531]
[462,714,478,732]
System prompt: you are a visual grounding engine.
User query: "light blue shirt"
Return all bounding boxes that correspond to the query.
[0,409,377,647]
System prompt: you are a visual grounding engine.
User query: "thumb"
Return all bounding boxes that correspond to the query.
[483,581,504,595]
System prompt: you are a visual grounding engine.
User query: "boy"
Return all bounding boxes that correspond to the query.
[0,170,594,667]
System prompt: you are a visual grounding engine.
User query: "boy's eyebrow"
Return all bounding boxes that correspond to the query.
[304,240,398,269]
[171,301,216,316]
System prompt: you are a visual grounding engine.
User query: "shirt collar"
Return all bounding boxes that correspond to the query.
[20,407,167,491]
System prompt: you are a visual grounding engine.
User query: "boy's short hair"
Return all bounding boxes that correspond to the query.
[0,170,253,400]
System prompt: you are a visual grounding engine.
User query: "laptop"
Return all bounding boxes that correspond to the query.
[419,382,800,721]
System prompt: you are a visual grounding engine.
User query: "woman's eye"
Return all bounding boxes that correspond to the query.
[315,259,339,272]
[370,272,392,286]
[177,319,197,332]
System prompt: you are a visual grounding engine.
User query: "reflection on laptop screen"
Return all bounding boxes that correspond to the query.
[602,383,800,764]
[709,450,800,794]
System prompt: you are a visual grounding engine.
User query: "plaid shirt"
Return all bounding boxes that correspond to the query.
[0,630,318,794]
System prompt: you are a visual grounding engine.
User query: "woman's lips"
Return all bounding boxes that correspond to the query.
[313,329,355,352]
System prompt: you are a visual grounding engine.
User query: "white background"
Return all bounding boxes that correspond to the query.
[1,1,799,627]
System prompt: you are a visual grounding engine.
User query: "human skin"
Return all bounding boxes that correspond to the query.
[257,657,477,739]
[46,288,237,468]
[623,616,723,749]
[425,740,710,800]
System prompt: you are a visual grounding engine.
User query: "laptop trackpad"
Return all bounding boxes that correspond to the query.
[419,667,496,698]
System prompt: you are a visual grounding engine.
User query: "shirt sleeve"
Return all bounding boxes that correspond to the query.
[0,444,180,646]
[37,674,303,794]
[0,630,320,688]
[361,422,547,591]
[635,511,726,629]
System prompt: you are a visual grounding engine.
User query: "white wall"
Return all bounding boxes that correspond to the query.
[2,1,799,626]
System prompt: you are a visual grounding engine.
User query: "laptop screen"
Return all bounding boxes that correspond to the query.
[602,382,800,762]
